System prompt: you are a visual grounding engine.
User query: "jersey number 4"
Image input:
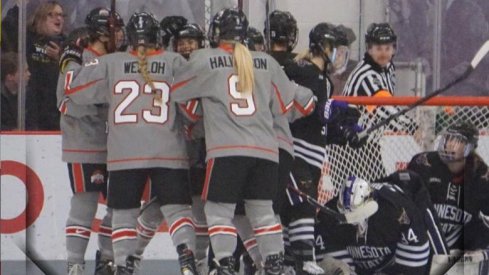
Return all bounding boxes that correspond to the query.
[114,80,170,124]
[228,75,256,116]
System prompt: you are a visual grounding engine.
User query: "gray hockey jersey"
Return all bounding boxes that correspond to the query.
[171,47,314,163]
[64,49,189,171]
[57,47,107,164]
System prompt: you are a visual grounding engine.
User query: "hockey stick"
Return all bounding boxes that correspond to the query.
[264,0,271,52]
[107,0,117,53]
[238,0,243,10]
[287,185,378,224]
[357,40,489,140]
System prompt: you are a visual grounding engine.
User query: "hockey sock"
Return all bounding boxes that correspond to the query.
[288,218,315,261]
[161,204,196,253]
[204,201,237,260]
[282,225,296,266]
[192,195,209,261]
[97,207,113,260]
[245,200,284,257]
[135,201,163,256]
[111,208,139,267]
[233,214,263,266]
[65,192,99,264]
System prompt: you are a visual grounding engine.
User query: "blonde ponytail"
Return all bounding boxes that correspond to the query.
[294,48,313,63]
[136,45,161,104]
[233,42,255,94]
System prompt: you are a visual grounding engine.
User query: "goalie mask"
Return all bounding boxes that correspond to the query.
[338,176,373,213]
[435,121,478,162]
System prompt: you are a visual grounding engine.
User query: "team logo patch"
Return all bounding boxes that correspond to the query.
[91,170,105,185]
[398,208,410,225]
[447,183,458,202]
[429,177,442,183]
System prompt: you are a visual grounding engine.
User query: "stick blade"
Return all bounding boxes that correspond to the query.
[471,40,489,69]
[344,200,379,224]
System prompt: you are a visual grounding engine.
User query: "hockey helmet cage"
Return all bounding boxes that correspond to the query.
[160,15,188,48]
[126,12,161,47]
[208,8,248,47]
[436,121,479,162]
[309,22,338,63]
[176,23,206,49]
[267,10,298,51]
[365,23,397,45]
[85,7,124,38]
[338,176,373,213]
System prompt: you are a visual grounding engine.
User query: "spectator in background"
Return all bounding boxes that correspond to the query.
[25,1,66,130]
[330,24,358,96]
[1,52,31,130]
[1,5,19,53]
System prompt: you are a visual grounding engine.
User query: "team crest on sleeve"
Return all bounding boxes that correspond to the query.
[91,170,105,185]
[398,208,410,225]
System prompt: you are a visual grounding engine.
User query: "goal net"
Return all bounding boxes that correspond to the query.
[318,96,489,205]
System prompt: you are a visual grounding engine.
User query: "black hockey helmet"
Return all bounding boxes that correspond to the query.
[175,23,206,49]
[309,22,338,54]
[160,15,188,48]
[64,26,91,48]
[208,8,248,46]
[245,27,264,50]
[85,7,124,38]
[365,23,397,45]
[267,10,298,51]
[436,121,479,162]
[126,12,161,47]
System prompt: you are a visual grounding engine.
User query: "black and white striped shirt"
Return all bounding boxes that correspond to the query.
[342,53,396,97]
[342,53,416,132]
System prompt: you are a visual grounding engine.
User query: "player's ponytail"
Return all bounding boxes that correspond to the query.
[294,48,313,63]
[233,41,255,94]
[136,45,161,104]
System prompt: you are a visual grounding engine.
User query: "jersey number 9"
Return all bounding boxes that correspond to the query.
[228,75,256,116]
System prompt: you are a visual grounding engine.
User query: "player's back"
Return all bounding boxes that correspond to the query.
[67,50,189,171]
[173,48,295,163]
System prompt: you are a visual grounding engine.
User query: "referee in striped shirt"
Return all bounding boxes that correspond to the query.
[343,22,415,132]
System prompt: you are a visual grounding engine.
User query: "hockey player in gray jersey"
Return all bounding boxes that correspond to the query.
[172,8,315,275]
[60,12,198,275]
[133,22,211,273]
[56,7,124,275]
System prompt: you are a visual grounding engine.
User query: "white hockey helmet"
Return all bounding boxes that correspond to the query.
[338,176,373,213]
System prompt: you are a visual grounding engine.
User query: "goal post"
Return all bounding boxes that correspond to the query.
[317,96,489,205]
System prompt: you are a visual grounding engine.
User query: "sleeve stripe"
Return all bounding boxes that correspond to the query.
[65,79,104,95]
[480,211,489,229]
[397,241,429,252]
[171,76,197,92]
[396,248,430,260]
[293,97,315,116]
[272,81,291,114]
[395,257,429,267]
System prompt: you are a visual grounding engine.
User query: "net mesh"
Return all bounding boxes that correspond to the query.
[318,102,489,205]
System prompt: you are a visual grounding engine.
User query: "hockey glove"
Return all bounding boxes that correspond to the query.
[342,124,367,148]
[59,43,83,73]
[319,99,350,125]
